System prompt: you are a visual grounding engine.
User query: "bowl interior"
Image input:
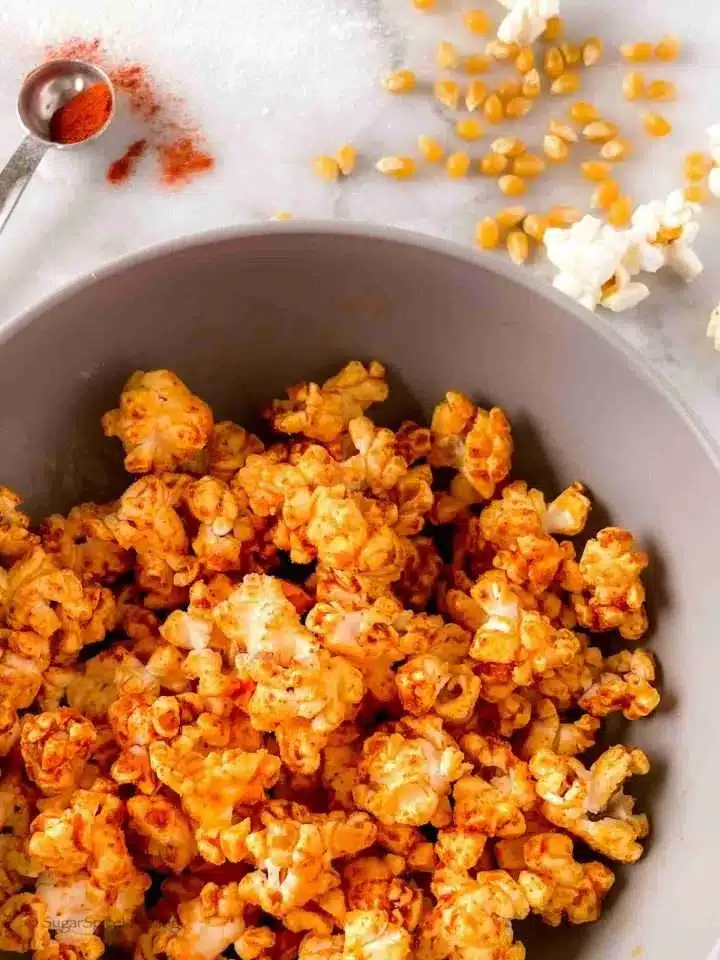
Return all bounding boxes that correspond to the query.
[1,226,718,959]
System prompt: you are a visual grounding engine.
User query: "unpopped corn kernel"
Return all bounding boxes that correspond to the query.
[383,69,417,93]
[542,16,564,42]
[455,117,485,141]
[582,37,604,66]
[464,8,492,35]
[437,41,460,70]
[601,137,633,160]
[591,179,621,211]
[620,42,655,63]
[507,229,530,264]
[466,79,488,111]
[434,79,461,110]
[549,119,578,142]
[622,72,645,101]
[581,160,614,181]
[544,47,566,79]
[547,204,582,226]
[684,183,709,204]
[515,47,535,73]
[498,174,527,197]
[496,205,527,229]
[684,151,712,182]
[560,42,582,65]
[551,71,581,95]
[375,156,417,178]
[412,0,436,10]
[646,79,677,102]
[313,155,340,181]
[463,54,492,74]
[486,39,518,61]
[491,136,526,157]
[479,152,509,175]
[475,217,500,249]
[417,135,445,163]
[336,144,357,175]
[505,96,533,119]
[446,151,471,178]
[643,113,672,137]
[512,153,546,177]
[583,121,619,143]
[523,212,549,240]
[522,69,542,98]
[607,195,633,227]
[543,134,569,162]
[484,93,505,124]
[655,35,680,61]
[569,101,600,123]
[497,78,522,101]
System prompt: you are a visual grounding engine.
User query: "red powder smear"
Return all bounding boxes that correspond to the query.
[107,138,148,185]
[44,37,214,189]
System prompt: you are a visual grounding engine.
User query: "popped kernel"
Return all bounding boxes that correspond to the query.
[475,217,500,249]
[417,135,445,163]
[622,72,645,101]
[463,8,492,35]
[643,113,672,137]
[434,79,461,110]
[445,151,471,178]
[498,174,527,197]
[383,70,417,93]
[436,41,460,70]
[507,230,530,264]
[455,117,485,141]
[466,79,488,111]
[375,156,417,178]
[620,42,655,63]
[569,101,600,123]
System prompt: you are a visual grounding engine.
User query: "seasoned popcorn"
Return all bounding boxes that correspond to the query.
[0,364,659,958]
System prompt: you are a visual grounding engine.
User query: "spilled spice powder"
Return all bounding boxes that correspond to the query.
[45,37,214,189]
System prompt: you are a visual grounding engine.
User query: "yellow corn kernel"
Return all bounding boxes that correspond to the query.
[486,40,518,61]
[336,144,357,175]
[547,205,582,227]
[655,35,680,62]
[591,178,621,211]
[462,54,492,74]
[271,211,293,221]
[600,137,633,160]
[523,213,549,241]
[581,160,614,182]
[412,0,436,9]
[383,69,417,93]
[583,120,619,142]
[446,151,471,178]
[505,97,533,119]
[434,79,461,110]
[607,195,633,227]
[417,135,445,163]
[620,42,655,62]
[543,134,569,162]
[475,216,500,249]
[542,16,564,41]
[497,78,522,100]
[484,93,504,124]
[507,229,530,264]
[582,37,604,66]
[464,8,492,35]
[512,153,546,177]
[643,112,672,137]
[549,118,578,142]
[684,151,712,182]
[551,71,581,95]
[491,136,526,157]
[647,79,677,102]
[496,205,527,229]
[498,174,527,196]
[515,46,535,73]
[479,152,509,175]
[455,117,485,141]
[560,42,582,65]
[622,72,645,101]
[569,100,600,123]
[544,47,565,79]
[466,79,488,111]
[436,41,460,70]
[375,156,416,178]
[313,155,340,181]
[522,69,542,98]
[684,183,709,204]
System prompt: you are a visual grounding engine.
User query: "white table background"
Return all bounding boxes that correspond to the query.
[1,0,720,440]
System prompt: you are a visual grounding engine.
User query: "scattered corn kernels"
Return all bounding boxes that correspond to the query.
[484,93,505,124]
[486,40,518,60]
[498,173,527,196]
[583,120,619,143]
[620,42,655,63]
[582,37,604,66]
[479,151,509,175]
[313,155,340,181]
[601,137,633,160]
[475,216,500,248]
[383,69,417,93]
[560,42,582,65]
[655,35,680,61]
[491,136,526,157]
[522,69,542,98]
[549,118,578,142]
[551,71,581,95]
[464,8,492,35]
[544,47,566,79]
[591,178,621,210]
[466,79,488,111]
[581,160,614,181]
[548,204,582,226]
[607,195,633,227]
[647,79,677,101]
[446,151,471,177]
[375,156,416,178]
[542,16,564,41]
[417,135,445,163]
[434,79,461,110]
[684,184,709,204]
[497,78,522,100]
[496,205,527,229]
[505,96,533,119]
[512,153,546,177]
[336,144,357,175]
[569,101,600,123]
[684,152,712,182]
[643,112,672,137]
[543,134,570,162]
[463,54,492,74]
[623,72,645,101]
[507,229,530,264]
[436,41,460,70]
[515,47,535,73]
[523,212,549,240]
[456,117,485,141]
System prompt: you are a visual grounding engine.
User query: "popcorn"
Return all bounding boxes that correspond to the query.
[344,856,423,931]
[42,503,132,585]
[343,909,412,960]
[631,189,704,283]
[496,0,560,46]
[579,648,660,719]
[518,698,600,759]
[708,302,720,350]
[127,795,197,872]
[0,487,40,563]
[0,893,49,953]
[20,709,97,796]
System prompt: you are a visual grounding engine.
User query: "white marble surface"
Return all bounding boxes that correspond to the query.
[1,0,720,439]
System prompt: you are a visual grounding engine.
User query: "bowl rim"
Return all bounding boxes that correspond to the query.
[3,219,718,471]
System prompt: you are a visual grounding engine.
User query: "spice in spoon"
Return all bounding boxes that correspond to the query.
[49,82,112,144]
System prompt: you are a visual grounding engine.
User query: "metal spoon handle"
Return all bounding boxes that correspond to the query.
[0,136,48,236]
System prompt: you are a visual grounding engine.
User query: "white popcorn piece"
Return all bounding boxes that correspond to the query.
[707,124,720,165]
[496,0,560,46]
[631,190,703,283]
[708,306,720,351]
[708,167,720,198]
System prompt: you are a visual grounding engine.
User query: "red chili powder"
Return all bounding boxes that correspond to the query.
[107,138,148,185]
[49,82,112,144]
[158,136,215,186]
[108,63,161,120]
